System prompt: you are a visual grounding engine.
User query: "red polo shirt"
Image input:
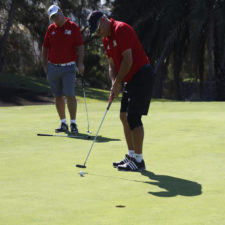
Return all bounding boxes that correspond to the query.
[43,18,83,64]
[103,19,150,82]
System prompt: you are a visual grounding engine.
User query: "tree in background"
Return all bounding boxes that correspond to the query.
[111,0,225,100]
[0,0,17,74]
[0,0,110,88]
[0,0,50,76]
[1,0,225,99]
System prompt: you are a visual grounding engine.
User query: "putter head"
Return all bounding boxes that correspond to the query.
[86,131,92,139]
[76,164,86,168]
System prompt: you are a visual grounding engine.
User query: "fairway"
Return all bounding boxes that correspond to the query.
[0,101,225,225]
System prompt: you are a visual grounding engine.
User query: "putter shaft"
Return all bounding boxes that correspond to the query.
[77,97,113,168]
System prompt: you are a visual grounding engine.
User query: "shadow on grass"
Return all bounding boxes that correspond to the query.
[76,86,110,101]
[37,132,120,143]
[71,132,120,143]
[0,86,54,106]
[95,135,121,143]
[75,81,122,102]
[0,75,120,106]
[85,170,202,197]
[141,170,202,197]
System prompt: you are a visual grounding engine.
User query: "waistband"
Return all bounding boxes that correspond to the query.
[50,61,75,66]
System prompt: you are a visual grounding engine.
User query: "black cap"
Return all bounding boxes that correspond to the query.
[87,10,104,33]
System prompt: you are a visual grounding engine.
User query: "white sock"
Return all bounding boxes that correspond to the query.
[128,150,134,157]
[71,120,76,124]
[134,153,143,163]
[61,119,67,124]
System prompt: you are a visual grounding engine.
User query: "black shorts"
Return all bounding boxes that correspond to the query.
[120,64,155,115]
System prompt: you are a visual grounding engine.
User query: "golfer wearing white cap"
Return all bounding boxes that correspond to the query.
[42,5,84,133]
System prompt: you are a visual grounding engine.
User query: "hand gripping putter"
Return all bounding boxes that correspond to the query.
[76,95,114,168]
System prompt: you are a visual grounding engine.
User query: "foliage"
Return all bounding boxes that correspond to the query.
[1,0,225,99]
[0,0,109,88]
[111,0,225,100]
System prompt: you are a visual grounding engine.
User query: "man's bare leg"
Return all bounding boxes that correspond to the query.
[120,112,134,151]
[55,96,68,132]
[131,125,144,154]
[56,96,66,120]
[66,96,78,133]
[66,96,77,121]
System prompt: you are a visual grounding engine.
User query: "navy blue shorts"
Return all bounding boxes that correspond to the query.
[120,64,155,115]
[47,63,77,97]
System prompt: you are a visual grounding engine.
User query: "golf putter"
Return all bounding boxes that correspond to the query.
[37,133,89,139]
[82,77,91,136]
[76,95,114,168]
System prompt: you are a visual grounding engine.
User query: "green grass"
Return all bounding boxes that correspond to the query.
[0,101,225,225]
[0,73,51,93]
[0,73,121,103]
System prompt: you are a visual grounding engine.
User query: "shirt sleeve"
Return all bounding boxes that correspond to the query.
[73,23,84,46]
[116,24,134,53]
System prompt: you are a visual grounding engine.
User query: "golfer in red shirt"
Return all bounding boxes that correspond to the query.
[42,5,84,133]
[88,11,155,171]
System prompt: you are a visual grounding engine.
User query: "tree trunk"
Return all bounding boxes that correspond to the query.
[153,57,169,98]
[152,28,177,98]
[0,0,16,74]
[173,52,182,100]
[207,12,215,100]
[198,34,205,99]
[214,19,225,100]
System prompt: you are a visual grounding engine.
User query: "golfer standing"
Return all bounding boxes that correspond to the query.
[42,5,84,133]
[88,11,155,171]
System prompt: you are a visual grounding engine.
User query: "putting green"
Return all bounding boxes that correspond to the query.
[0,101,224,225]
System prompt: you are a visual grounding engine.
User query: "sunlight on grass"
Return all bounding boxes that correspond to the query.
[0,101,225,225]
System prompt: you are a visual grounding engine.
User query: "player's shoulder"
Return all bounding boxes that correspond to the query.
[115,20,131,29]
[47,23,56,31]
[67,19,79,29]
[114,20,133,35]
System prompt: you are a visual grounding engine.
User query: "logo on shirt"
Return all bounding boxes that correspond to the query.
[65,29,71,35]
[113,40,117,47]
[107,45,110,50]
[51,31,55,35]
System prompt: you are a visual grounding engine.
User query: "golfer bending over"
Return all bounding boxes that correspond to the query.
[42,5,84,133]
[87,11,155,171]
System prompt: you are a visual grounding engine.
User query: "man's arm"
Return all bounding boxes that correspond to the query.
[77,45,85,75]
[111,48,133,97]
[108,57,117,84]
[41,46,48,73]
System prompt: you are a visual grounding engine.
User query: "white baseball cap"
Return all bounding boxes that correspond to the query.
[47,5,60,18]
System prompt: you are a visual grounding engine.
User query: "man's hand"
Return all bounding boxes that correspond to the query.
[78,63,84,75]
[41,46,48,74]
[111,80,121,98]
[43,65,47,73]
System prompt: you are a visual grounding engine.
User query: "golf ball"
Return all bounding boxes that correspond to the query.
[80,171,84,176]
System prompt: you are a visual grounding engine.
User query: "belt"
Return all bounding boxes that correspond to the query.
[51,61,75,66]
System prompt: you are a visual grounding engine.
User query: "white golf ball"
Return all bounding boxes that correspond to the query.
[80,171,84,176]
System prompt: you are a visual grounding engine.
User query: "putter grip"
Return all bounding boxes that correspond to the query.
[107,95,114,110]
